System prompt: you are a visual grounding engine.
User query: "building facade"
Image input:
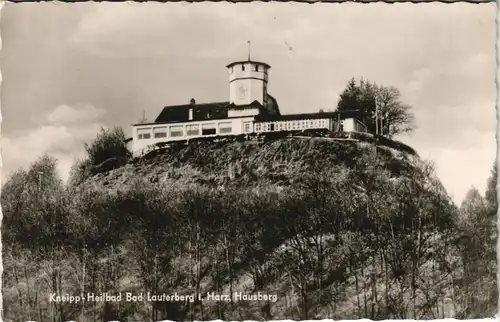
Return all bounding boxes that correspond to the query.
[130,59,367,157]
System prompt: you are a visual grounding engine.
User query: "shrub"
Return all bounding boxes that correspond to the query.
[68,158,92,186]
[85,127,130,164]
[84,126,131,173]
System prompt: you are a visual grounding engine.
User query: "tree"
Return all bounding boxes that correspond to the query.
[375,86,415,137]
[336,78,415,138]
[337,78,361,112]
[84,126,130,171]
[484,161,497,214]
[460,187,487,225]
[456,183,497,318]
[2,155,71,322]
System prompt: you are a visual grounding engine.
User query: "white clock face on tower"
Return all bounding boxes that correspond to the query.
[239,85,248,99]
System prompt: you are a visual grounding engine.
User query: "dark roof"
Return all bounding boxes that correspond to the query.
[226,60,271,69]
[146,96,278,126]
[154,102,230,123]
[228,100,263,110]
[137,99,362,126]
[255,109,365,122]
[266,94,281,116]
[135,115,261,126]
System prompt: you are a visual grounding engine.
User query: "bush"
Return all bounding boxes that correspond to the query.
[85,127,131,166]
[68,158,92,186]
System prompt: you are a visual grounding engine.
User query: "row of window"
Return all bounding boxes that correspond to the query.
[254,119,329,132]
[137,122,233,140]
[137,118,338,141]
[230,65,263,73]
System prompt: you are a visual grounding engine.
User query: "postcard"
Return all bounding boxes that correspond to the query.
[0,2,496,321]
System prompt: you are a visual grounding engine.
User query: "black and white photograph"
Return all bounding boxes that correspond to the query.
[0,2,497,321]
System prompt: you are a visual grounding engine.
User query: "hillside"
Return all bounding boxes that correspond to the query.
[86,135,419,191]
[2,135,496,322]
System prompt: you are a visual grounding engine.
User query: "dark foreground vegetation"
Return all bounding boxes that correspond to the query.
[2,127,497,321]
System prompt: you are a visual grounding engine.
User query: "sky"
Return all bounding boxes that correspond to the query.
[0,2,496,205]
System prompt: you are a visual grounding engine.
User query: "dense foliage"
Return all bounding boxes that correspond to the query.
[336,78,416,137]
[1,138,496,322]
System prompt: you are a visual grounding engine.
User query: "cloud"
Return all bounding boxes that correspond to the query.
[1,104,106,184]
[68,2,496,63]
[407,68,433,92]
[46,103,106,125]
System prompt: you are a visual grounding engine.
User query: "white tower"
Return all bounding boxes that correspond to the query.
[227,43,270,106]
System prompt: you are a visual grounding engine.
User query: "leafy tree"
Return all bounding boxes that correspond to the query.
[484,161,497,214]
[456,183,497,318]
[336,78,415,138]
[460,187,487,225]
[84,126,130,170]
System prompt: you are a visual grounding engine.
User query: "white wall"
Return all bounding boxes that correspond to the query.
[255,118,333,132]
[342,118,367,133]
[228,62,269,106]
[343,118,355,132]
[131,117,254,156]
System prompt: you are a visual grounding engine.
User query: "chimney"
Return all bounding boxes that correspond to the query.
[189,98,195,120]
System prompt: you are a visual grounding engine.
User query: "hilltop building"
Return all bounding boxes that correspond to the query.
[130,58,367,156]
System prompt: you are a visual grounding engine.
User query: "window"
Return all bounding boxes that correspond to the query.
[255,123,261,132]
[153,127,167,139]
[218,122,232,134]
[202,123,216,135]
[242,65,245,71]
[244,122,252,133]
[255,65,259,72]
[137,128,151,140]
[169,125,184,137]
[186,124,200,136]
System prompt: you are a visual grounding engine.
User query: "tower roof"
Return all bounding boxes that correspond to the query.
[226,60,271,69]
